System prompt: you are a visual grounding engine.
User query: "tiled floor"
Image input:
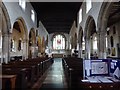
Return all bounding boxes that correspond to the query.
[39,58,68,89]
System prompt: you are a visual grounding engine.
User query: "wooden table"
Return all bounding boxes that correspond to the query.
[0,75,16,90]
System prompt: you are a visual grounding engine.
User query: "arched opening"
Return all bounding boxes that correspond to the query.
[1,3,11,63]
[11,18,28,60]
[98,2,120,58]
[28,28,36,58]
[85,16,97,59]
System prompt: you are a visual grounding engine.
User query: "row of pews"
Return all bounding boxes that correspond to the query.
[62,57,83,88]
[1,57,54,90]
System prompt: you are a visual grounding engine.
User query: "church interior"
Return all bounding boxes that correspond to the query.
[0,0,120,90]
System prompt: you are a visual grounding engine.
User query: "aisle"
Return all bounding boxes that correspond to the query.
[40,58,67,89]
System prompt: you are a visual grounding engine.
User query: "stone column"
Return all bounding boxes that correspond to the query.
[98,30,107,59]
[0,11,1,63]
[32,44,38,58]
[78,41,83,58]
[23,39,28,59]
[78,43,80,58]
[85,37,91,59]
[2,33,11,63]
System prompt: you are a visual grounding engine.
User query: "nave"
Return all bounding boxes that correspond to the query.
[1,1,120,90]
[40,58,67,89]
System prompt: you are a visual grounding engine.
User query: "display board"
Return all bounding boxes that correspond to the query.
[84,59,109,77]
[110,60,120,79]
[91,60,108,75]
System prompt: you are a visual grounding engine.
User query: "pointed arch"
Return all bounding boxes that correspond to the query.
[84,16,97,59]
[15,17,28,40]
[85,16,96,40]
[1,2,11,34]
[10,17,28,59]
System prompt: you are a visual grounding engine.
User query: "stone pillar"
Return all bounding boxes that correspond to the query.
[85,37,91,59]
[2,33,11,63]
[78,41,83,58]
[23,39,28,59]
[78,43,80,58]
[31,44,37,58]
[98,30,107,59]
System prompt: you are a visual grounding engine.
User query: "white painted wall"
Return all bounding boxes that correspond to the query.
[78,2,103,33]
[69,21,77,49]
[37,21,49,41]
[2,1,51,59]
[3,1,37,33]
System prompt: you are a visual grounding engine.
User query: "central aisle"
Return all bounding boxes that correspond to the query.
[40,58,67,89]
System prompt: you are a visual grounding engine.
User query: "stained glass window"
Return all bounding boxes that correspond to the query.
[53,34,65,49]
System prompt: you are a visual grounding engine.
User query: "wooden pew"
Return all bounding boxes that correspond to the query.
[62,57,83,88]
[2,57,54,89]
[2,68,28,89]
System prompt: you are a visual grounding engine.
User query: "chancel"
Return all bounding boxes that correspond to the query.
[0,0,120,90]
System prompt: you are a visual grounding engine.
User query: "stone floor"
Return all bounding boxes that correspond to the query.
[39,58,68,90]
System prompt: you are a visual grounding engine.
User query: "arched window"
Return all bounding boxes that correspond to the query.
[53,34,65,50]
